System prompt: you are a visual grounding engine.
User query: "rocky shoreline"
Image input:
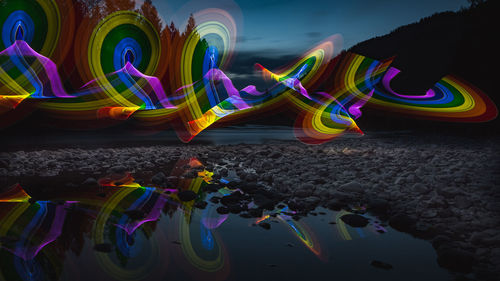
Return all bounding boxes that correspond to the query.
[1,134,499,280]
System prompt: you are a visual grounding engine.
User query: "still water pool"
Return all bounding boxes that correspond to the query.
[0,176,452,281]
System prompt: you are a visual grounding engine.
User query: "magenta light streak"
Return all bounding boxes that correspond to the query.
[382,67,436,99]
[349,89,374,119]
[7,203,68,261]
[1,41,73,98]
[123,62,176,109]
[119,195,168,236]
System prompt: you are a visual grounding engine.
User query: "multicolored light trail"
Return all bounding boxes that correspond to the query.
[0,0,497,144]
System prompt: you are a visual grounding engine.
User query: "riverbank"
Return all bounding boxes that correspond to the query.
[1,133,499,280]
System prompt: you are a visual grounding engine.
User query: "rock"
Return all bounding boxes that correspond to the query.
[218,168,229,177]
[258,222,271,230]
[432,235,451,250]
[436,186,461,198]
[420,209,437,218]
[183,170,198,178]
[437,247,477,273]
[287,200,304,211]
[166,176,178,183]
[269,152,282,159]
[367,199,389,213]
[394,177,405,185]
[329,191,353,201]
[208,151,222,159]
[389,214,416,232]
[340,214,369,227]
[482,234,500,246]
[304,196,321,206]
[228,204,244,214]
[65,182,78,189]
[326,199,345,211]
[412,183,429,194]
[194,201,208,209]
[151,172,167,185]
[295,189,311,198]
[220,192,245,206]
[177,190,198,202]
[253,194,276,210]
[485,202,500,212]
[109,165,127,173]
[248,208,263,218]
[454,196,472,209]
[300,182,315,191]
[370,260,393,270]
[340,181,364,193]
[216,206,230,214]
[203,183,220,192]
[209,197,221,204]
[238,183,259,194]
[82,177,97,186]
[94,243,113,252]
[239,213,252,218]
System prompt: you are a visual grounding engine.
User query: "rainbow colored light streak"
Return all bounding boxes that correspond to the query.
[0,1,496,144]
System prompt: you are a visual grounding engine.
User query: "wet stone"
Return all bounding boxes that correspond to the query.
[389,214,416,232]
[340,214,369,228]
[258,222,271,230]
[177,190,198,202]
[151,172,167,185]
[437,247,477,273]
[216,206,230,215]
[370,260,393,270]
[194,201,208,209]
[82,177,97,186]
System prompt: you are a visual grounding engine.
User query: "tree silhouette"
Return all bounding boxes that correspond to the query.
[468,0,486,7]
[74,0,104,18]
[104,0,135,14]
[183,14,196,37]
[169,21,180,40]
[139,0,163,33]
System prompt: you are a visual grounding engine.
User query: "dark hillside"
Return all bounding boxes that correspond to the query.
[350,0,499,134]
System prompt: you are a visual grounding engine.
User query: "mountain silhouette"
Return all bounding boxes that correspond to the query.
[349,0,498,134]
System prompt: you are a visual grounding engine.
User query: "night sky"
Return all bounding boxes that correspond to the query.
[150,0,468,54]
[137,0,469,88]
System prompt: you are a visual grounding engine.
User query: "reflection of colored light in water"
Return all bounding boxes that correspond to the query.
[334,210,386,240]
[336,210,355,240]
[178,205,229,274]
[92,185,168,280]
[200,223,215,250]
[255,215,270,224]
[201,205,228,230]
[0,201,67,260]
[256,207,323,259]
[0,184,31,202]
[277,215,323,258]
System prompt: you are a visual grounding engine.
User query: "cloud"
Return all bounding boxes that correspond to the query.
[224,50,300,89]
[305,31,322,38]
[228,50,298,75]
[236,36,263,43]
